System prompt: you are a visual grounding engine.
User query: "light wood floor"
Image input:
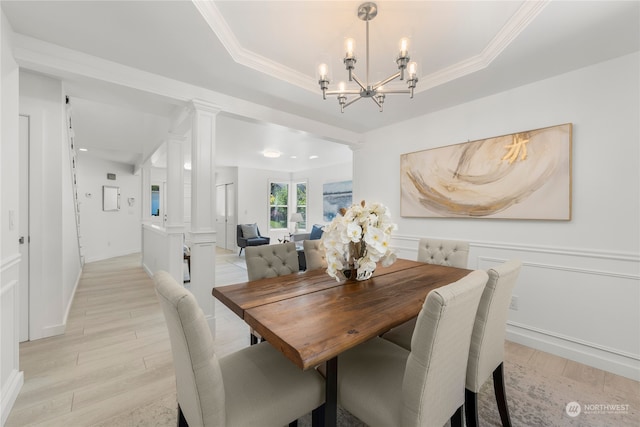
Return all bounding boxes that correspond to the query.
[5,251,639,426]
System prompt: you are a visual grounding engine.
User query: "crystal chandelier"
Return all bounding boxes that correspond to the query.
[317,2,418,113]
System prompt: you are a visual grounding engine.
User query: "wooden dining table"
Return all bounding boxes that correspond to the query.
[212,258,472,427]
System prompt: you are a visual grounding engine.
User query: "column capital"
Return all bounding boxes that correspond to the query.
[189,99,222,115]
[166,133,187,143]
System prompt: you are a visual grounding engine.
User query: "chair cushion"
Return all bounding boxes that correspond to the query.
[241,223,259,239]
[309,224,324,240]
[338,338,408,427]
[381,317,416,351]
[220,342,325,427]
[246,237,269,246]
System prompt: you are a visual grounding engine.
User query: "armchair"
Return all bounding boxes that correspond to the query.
[237,223,270,256]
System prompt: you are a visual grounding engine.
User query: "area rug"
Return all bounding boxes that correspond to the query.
[99,359,638,426]
[298,359,638,426]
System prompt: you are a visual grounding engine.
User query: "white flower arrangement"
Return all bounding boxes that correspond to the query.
[321,200,398,281]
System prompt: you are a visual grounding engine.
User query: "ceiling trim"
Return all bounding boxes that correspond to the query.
[418,0,549,91]
[194,0,549,96]
[11,33,360,146]
[192,0,317,92]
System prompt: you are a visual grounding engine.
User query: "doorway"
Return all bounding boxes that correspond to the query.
[216,183,236,251]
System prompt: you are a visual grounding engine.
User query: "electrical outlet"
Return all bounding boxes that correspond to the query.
[509,295,519,311]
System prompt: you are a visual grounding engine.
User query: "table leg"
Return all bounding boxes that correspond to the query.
[325,356,338,427]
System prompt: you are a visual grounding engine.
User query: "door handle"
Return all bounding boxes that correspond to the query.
[19,236,25,244]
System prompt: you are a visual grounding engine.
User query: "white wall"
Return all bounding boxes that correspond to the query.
[77,155,142,262]
[0,11,24,425]
[357,53,640,379]
[19,71,82,343]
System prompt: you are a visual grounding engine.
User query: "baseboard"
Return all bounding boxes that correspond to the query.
[142,262,153,278]
[41,323,66,339]
[506,322,640,381]
[1,369,24,426]
[60,268,82,335]
[84,249,141,264]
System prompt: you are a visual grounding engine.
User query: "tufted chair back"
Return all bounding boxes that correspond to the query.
[154,271,226,426]
[303,239,327,271]
[245,242,300,281]
[417,238,470,268]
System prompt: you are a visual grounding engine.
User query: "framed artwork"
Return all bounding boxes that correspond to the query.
[323,180,353,222]
[400,123,572,220]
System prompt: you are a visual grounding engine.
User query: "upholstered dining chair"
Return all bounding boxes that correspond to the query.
[153,271,325,427]
[465,259,522,427]
[336,270,488,427]
[382,237,470,349]
[245,241,299,281]
[417,237,470,268]
[245,242,300,343]
[303,239,327,271]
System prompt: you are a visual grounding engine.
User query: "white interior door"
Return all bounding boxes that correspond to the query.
[216,184,226,249]
[19,115,30,342]
[225,183,236,251]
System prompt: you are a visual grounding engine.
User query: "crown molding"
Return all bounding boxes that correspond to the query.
[418,0,549,93]
[194,0,549,96]
[192,0,317,93]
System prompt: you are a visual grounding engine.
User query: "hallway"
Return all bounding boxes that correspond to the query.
[6,251,249,426]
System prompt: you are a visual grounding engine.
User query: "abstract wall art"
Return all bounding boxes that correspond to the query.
[323,180,353,222]
[400,123,572,220]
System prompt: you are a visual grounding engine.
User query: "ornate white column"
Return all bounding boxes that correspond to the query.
[165,135,185,284]
[187,100,220,334]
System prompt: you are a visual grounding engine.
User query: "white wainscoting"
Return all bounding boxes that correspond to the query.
[141,224,169,277]
[1,255,24,425]
[391,235,640,380]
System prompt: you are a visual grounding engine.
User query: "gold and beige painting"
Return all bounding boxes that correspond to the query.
[400,123,572,220]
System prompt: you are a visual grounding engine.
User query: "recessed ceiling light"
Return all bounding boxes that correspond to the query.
[79,148,88,152]
[184,162,192,170]
[290,155,297,159]
[263,150,281,158]
[309,155,319,160]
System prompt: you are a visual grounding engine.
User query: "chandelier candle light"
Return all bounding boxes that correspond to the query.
[321,200,397,281]
[318,2,418,112]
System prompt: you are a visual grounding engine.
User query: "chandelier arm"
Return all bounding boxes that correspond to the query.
[350,73,367,92]
[372,72,401,91]
[371,96,382,108]
[326,89,362,96]
[344,96,364,109]
[377,89,411,95]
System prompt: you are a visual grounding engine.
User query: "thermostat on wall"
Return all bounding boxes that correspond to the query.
[107,173,116,180]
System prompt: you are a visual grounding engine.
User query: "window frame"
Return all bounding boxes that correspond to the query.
[268,181,290,231]
[294,180,308,231]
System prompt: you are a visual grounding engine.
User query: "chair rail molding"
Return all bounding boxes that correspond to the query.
[390,234,640,380]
